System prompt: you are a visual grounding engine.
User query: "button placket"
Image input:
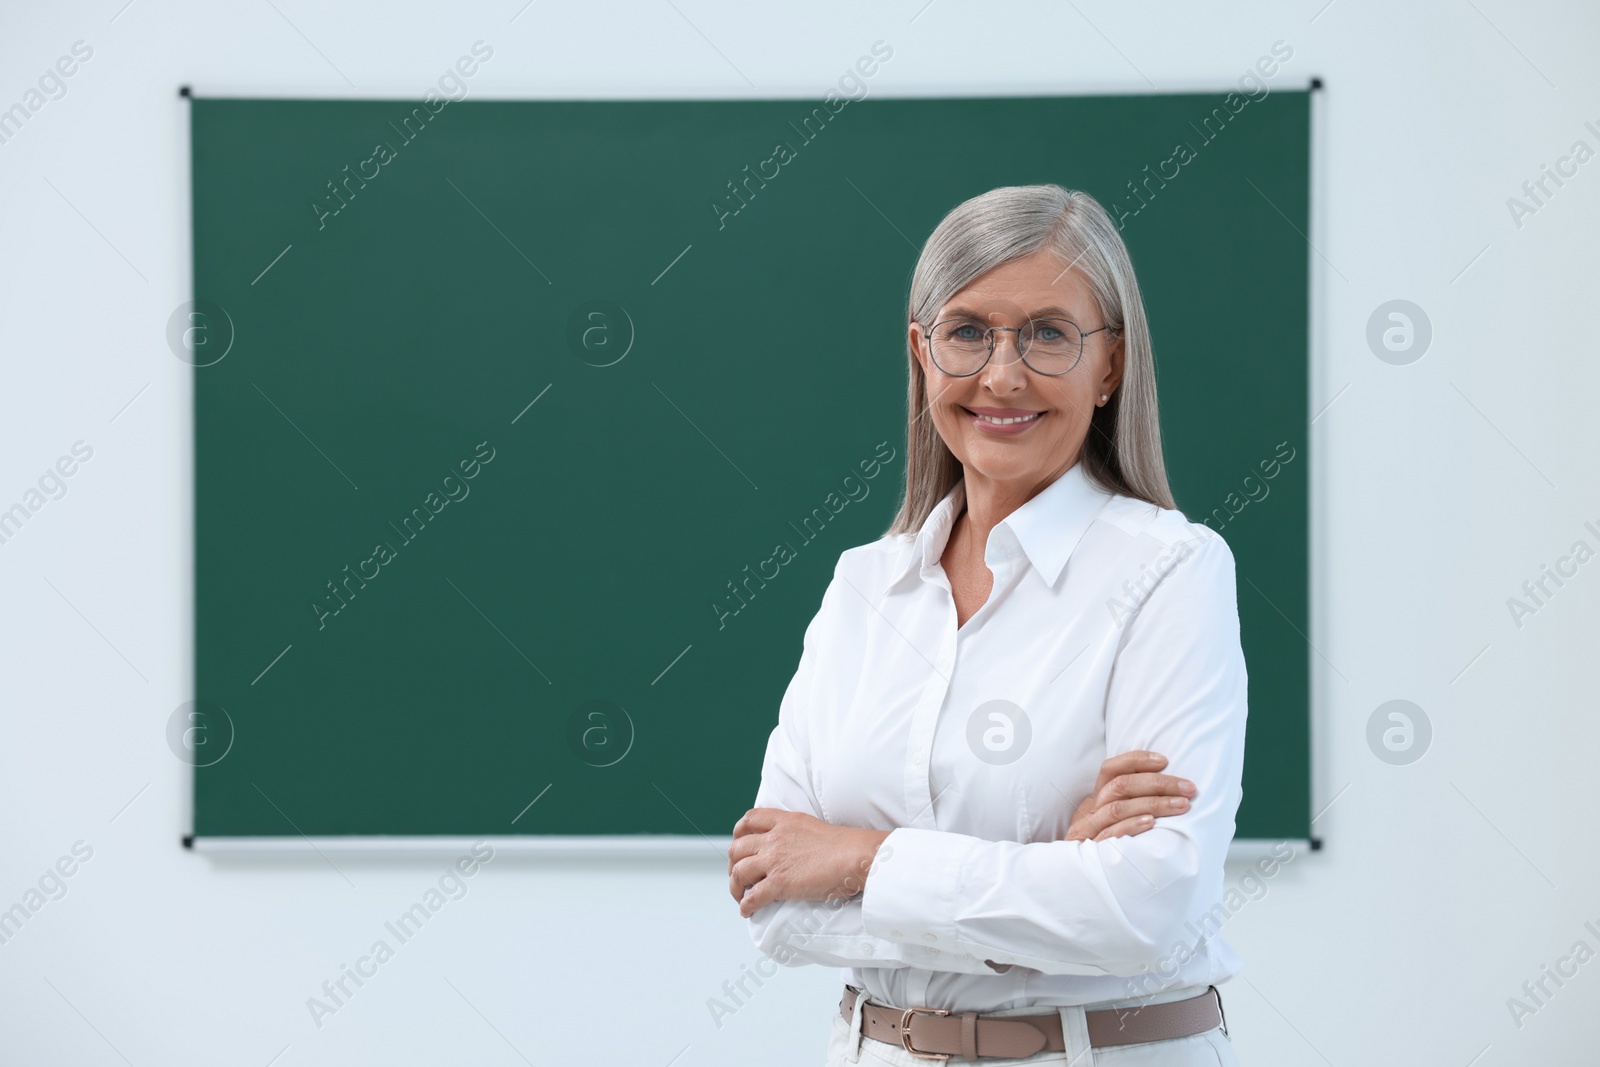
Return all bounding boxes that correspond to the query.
[909,964,932,1009]
[911,585,961,1012]
[899,544,966,1014]
[903,583,953,831]
[906,646,948,830]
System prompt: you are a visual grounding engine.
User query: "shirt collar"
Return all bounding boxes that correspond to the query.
[889,461,1115,591]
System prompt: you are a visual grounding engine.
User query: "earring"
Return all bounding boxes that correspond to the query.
[1099,394,1108,404]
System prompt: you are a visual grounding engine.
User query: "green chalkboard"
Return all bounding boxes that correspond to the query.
[190,90,1311,842]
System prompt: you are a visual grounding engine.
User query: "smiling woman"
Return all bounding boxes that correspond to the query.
[730,185,1247,1066]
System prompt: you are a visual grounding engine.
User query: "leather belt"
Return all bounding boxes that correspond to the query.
[839,984,1226,1060]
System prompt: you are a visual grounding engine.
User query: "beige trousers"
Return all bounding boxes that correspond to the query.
[823,983,1241,1067]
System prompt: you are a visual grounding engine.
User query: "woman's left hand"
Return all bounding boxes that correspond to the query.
[728,808,891,919]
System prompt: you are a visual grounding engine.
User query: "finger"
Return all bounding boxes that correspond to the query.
[731,808,766,839]
[727,830,764,871]
[1070,793,1188,841]
[1100,772,1197,803]
[729,857,766,903]
[1094,815,1157,841]
[1093,751,1168,796]
[1094,751,1163,788]
[738,876,776,918]
[733,808,786,839]
[1105,795,1191,823]
[729,871,757,903]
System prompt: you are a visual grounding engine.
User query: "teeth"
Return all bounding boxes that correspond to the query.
[974,411,1041,425]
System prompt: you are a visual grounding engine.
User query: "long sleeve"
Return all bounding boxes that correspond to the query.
[744,569,998,975]
[858,531,1249,978]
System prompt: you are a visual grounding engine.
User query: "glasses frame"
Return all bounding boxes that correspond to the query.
[921,316,1116,377]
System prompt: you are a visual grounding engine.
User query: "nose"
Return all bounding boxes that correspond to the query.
[981,330,1029,391]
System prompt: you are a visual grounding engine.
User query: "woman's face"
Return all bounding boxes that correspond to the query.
[909,248,1125,491]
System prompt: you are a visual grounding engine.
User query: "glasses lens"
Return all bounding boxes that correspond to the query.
[1020,318,1083,374]
[929,320,990,375]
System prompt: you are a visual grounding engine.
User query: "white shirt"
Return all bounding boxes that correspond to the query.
[745,459,1248,1011]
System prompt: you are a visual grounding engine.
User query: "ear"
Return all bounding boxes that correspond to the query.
[1101,328,1126,397]
[908,320,931,375]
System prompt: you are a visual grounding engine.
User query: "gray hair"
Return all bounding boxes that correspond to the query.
[886,184,1176,538]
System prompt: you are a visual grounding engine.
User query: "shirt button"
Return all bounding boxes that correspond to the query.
[861,943,875,956]
[912,751,923,764]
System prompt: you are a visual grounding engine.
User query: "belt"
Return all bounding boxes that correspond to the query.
[839,984,1226,1060]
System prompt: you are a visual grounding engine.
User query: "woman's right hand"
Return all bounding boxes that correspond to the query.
[1065,751,1197,842]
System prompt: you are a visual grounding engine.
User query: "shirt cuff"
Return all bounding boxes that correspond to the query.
[861,826,1014,971]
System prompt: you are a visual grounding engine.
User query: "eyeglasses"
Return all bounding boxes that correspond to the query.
[922,317,1116,377]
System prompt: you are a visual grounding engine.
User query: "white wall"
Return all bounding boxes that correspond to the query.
[3,1,1597,1063]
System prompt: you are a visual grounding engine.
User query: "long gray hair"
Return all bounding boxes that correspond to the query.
[886,184,1176,537]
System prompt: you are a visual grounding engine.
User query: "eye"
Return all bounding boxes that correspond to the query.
[940,321,984,341]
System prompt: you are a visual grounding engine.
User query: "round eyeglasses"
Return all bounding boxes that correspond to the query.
[923,317,1116,377]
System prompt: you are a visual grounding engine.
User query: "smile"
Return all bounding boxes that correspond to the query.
[963,407,1046,429]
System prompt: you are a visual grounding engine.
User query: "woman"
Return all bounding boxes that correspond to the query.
[728,184,1247,1065]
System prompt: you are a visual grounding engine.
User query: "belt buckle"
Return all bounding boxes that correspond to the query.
[899,1006,953,1060]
